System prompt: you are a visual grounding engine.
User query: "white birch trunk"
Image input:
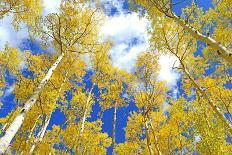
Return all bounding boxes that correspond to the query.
[149,119,162,155]
[112,103,117,155]
[38,114,51,142]
[29,71,69,154]
[150,0,232,64]
[0,53,64,153]
[20,115,41,155]
[144,117,154,155]
[162,25,232,134]
[29,113,51,155]
[172,14,232,65]
[80,84,94,136]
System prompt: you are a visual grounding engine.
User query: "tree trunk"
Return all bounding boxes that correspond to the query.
[144,117,154,155]
[149,0,232,64]
[74,84,95,153]
[172,14,232,65]
[112,103,117,155]
[29,71,70,154]
[148,118,162,155]
[179,60,232,134]
[80,84,95,136]
[161,24,232,134]
[29,113,51,155]
[20,115,41,155]
[0,53,64,153]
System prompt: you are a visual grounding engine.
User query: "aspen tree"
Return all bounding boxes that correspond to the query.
[91,47,132,154]
[158,22,232,133]
[129,0,232,64]
[54,120,111,154]
[0,0,103,152]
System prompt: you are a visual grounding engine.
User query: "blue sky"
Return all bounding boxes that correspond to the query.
[0,0,219,154]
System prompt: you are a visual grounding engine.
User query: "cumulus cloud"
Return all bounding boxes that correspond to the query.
[0,0,61,51]
[0,15,28,50]
[100,12,150,72]
[100,0,180,87]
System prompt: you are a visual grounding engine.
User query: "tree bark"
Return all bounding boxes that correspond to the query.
[179,60,232,134]
[148,118,162,155]
[20,115,41,155]
[172,14,232,65]
[29,113,51,155]
[80,84,95,136]
[0,106,20,134]
[29,71,70,154]
[144,117,154,155]
[112,103,117,155]
[0,53,64,153]
[161,23,232,134]
[1,123,8,134]
[149,0,232,64]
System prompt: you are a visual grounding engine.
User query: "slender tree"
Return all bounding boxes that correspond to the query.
[130,0,232,64]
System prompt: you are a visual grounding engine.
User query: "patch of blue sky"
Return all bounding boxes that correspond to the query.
[19,39,52,55]
[224,81,232,89]
[172,0,213,16]
[0,70,17,118]
[48,108,66,130]
[101,0,130,16]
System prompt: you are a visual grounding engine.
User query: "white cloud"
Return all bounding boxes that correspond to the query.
[0,15,28,50]
[100,0,180,88]
[100,12,150,72]
[158,54,180,87]
[0,0,61,51]
[42,0,61,16]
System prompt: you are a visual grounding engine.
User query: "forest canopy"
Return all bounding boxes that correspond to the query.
[0,0,231,154]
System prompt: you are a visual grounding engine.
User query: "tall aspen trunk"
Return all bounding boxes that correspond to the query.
[74,84,95,153]
[20,115,41,155]
[29,71,69,154]
[144,117,154,155]
[162,25,232,134]
[148,119,162,155]
[112,103,117,155]
[172,14,232,65]
[29,113,51,155]
[179,60,232,134]
[151,0,232,64]
[0,53,64,153]
[80,84,94,136]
